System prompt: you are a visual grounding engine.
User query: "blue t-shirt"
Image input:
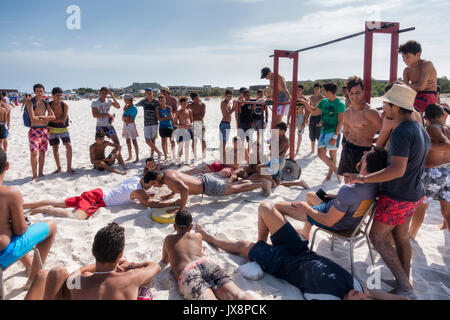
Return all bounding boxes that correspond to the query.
[158,106,173,129]
[123,105,138,121]
[380,121,430,202]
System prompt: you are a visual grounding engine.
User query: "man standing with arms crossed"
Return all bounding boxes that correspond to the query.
[345,83,430,299]
[137,88,163,159]
[338,77,382,183]
[91,87,125,167]
[25,84,56,182]
[189,92,207,161]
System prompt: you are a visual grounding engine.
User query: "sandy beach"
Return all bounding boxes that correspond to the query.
[2,96,449,300]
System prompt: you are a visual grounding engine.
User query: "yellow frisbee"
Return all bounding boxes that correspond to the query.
[151,207,179,224]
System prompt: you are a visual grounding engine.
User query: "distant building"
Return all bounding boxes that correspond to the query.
[249,85,269,91]
[169,86,210,96]
[0,89,18,97]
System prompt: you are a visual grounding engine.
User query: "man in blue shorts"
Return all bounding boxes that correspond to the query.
[195,201,407,300]
[0,149,57,291]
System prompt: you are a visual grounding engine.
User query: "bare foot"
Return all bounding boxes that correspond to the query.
[439,220,447,230]
[121,171,128,176]
[195,224,212,242]
[32,176,38,183]
[262,180,272,197]
[336,174,342,184]
[30,206,53,215]
[39,173,45,177]
[125,158,132,163]
[134,158,140,163]
[52,168,62,174]
[67,168,76,174]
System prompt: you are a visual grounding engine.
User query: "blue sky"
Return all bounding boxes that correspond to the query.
[1,0,449,92]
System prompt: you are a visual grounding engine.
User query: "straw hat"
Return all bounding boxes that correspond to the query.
[160,86,170,94]
[381,83,417,111]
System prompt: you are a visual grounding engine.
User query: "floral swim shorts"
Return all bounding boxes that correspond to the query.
[422,164,450,203]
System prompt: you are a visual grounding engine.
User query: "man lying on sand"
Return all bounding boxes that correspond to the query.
[23,176,181,220]
[90,132,127,175]
[0,149,57,290]
[161,210,254,300]
[25,223,161,300]
[273,147,387,240]
[144,169,271,212]
[195,202,408,300]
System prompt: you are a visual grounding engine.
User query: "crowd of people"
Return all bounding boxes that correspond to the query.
[0,40,449,300]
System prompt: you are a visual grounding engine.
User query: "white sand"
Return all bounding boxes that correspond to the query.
[2,97,449,300]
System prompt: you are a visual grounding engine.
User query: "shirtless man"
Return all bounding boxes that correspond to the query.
[175,97,194,164]
[144,169,271,212]
[25,84,56,182]
[161,210,254,300]
[188,92,207,160]
[89,132,127,175]
[307,83,325,154]
[261,67,292,125]
[409,104,450,239]
[0,101,10,153]
[48,87,74,174]
[338,77,382,183]
[399,40,438,114]
[219,90,235,163]
[23,176,180,220]
[0,149,57,293]
[287,85,307,155]
[25,223,161,300]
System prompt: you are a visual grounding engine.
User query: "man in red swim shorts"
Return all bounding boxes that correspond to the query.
[345,83,430,299]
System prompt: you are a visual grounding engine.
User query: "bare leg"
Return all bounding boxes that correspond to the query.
[296,134,302,154]
[95,162,126,175]
[369,221,413,292]
[132,139,139,163]
[195,224,254,259]
[392,216,413,279]
[318,147,334,180]
[439,200,450,232]
[280,180,309,189]
[38,150,46,177]
[29,206,88,220]
[110,134,126,166]
[329,150,341,183]
[311,140,316,154]
[273,202,308,223]
[214,282,255,300]
[20,253,33,276]
[125,138,132,162]
[162,138,168,160]
[306,192,322,206]
[52,145,62,173]
[146,138,162,159]
[65,143,74,173]
[26,221,57,289]
[225,180,271,196]
[300,221,313,241]
[24,269,49,300]
[24,200,67,210]
[409,202,429,240]
[30,150,38,181]
[43,266,70,300]
[202,139,207,159]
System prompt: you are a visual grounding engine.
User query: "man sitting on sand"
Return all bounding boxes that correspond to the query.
[23,176,181,220]
[274,147,387,240]
[161,210,254,300]
[409,104,450,239]
[144,169,271,212]
[25,223,161,300]
[195,202,408,300]
[0,149,57,289]
[90,132,127,175]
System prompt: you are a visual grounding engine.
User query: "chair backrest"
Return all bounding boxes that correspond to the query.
[350,201,377,238]
[352,199,375,218]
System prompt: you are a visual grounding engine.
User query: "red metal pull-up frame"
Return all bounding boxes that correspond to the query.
[363,21,400,104]
[272,49,298,160]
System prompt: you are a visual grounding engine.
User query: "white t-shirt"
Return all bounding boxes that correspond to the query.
[102,177,142,207]
[91,99,114,127]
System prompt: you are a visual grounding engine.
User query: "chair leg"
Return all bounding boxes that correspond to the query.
[366,234,376,266]
[350,239,354,277]
[331,236,335,252]
[0,267,4,301]
[310,228,319,251]
[34,248,43,269]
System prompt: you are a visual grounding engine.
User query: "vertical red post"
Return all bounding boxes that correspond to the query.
[289,52,299,160]
[390,24,400,83]
[363,22,374,104]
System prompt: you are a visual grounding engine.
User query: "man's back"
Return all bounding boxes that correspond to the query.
[68,271,142,300]
[0,185,14,251]
[164,232,203,279]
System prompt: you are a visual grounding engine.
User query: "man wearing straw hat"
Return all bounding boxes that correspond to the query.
[344,83,430,299]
